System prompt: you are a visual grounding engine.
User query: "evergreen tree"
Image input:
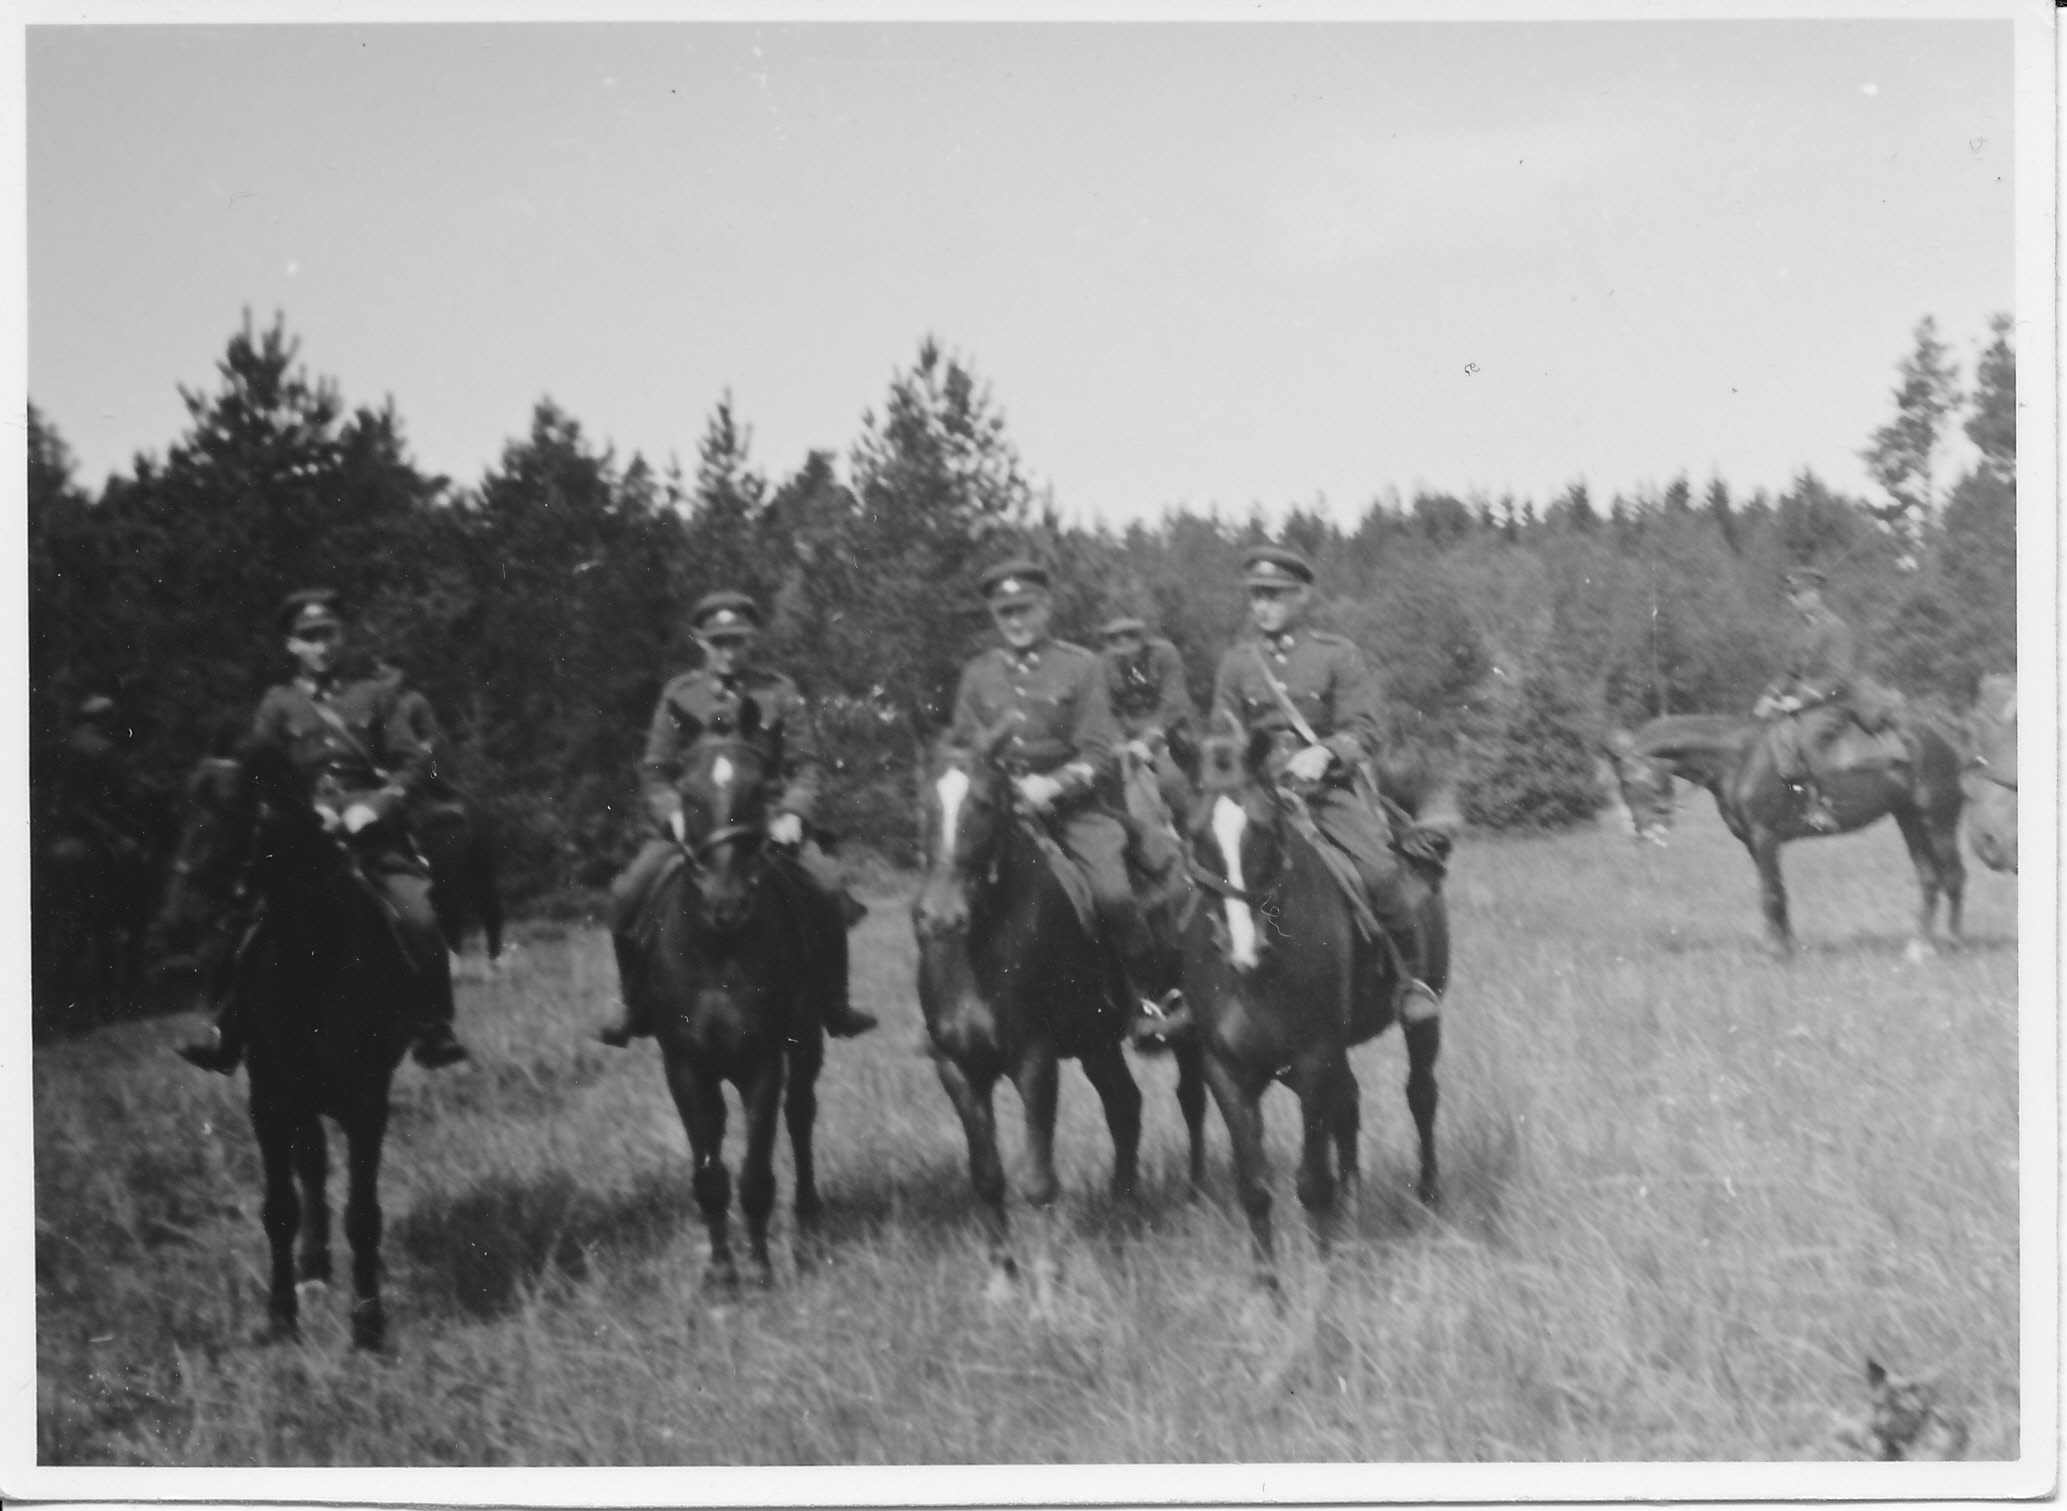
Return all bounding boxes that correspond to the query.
[1861,316,1961,558]
[1964,312,2015,485]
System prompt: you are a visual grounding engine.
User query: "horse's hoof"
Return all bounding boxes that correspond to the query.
[294,1276,331,1301]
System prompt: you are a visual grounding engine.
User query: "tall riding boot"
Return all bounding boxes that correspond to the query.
[1797,781,1840,833]
[411,963,468,1068]
[176,917,252,1074]
[598,931,652,1048]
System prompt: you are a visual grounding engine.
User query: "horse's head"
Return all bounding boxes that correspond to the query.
[1607,729,1674,846]
[150,756,255,969]
[912,718,1018,941]
[676,699,774,935]
[1187,711,1288,972]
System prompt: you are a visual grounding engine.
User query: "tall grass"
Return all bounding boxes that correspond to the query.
[34,802,2019,1464]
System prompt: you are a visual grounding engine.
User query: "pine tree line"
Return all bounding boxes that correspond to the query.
[29,313,2017,899]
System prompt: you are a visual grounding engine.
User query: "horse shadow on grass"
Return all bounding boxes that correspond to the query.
[1649,928,2017,962]
[391,1166,699,1319]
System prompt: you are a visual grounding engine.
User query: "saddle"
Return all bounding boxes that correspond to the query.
[1768,704,1910,781]
[1016,816,1101,938]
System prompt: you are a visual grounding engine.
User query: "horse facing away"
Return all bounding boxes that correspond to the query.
[635,702,827,1288]
[157,743,427,1350]
[1963,673,2017,875]
[914,720,1206,1290]
[1180,719,1446,1285]
[1609,710,1967,958]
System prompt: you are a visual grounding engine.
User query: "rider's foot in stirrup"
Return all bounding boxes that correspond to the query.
[1396,978,1442,1024]
[411,1022,469,1068]
[823,1001,878,1038]
[1129,989,1193,1047]
[1800,790,1841,833]
[176,1027,242,1075]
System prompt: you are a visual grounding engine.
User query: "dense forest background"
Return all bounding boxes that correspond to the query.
[28,313,2017,905]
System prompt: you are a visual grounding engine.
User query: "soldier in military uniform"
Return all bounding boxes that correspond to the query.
[1752,565,1854,833]
[599,590,877,1046]
[178,589,468,1073]
[1098,614,1198,826]
[947,560,1172,1020]
[1155,545,1438,1037]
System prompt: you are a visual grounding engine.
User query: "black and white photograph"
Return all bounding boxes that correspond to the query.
[6,2,2055,1501]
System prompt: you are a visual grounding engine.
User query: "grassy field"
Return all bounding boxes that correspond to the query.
[32,800,2022,1466]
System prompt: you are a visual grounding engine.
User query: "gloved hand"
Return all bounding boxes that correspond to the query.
[768,812,804,847]
[342,803,378,835]
[1016,773,1064,812]
[1398,824,1452,865]
[668,810,687,844]
[1285,744,1333,784]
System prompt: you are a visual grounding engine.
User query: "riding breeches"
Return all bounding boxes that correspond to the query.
[1307,787,1433,980]
[1058,809,1167,993]
[358,837,455,1024]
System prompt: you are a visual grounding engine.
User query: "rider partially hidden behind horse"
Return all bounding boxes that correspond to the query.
[1147,545,1442,1043]
[599,589,877,1046]
[178,589,469,1073]
[1752,565,1856,835]
[947,559,1175,1032]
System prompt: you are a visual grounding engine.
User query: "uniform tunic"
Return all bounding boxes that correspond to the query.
[245,674,450,1003]
[946,637,1158,986]
[1210,628,1421,944]
[1104,637,1197,744]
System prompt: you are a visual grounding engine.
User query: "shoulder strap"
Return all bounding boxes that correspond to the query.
[305,692,390,782]
[1250,641,1322,747]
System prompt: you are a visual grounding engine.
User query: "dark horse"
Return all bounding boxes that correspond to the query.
[1180,718,1446,1284]
[634,705,827,1288]
[155,743,428,1349]
[1962,673,2017,875]
[414,792,506,961]
[1609,711,1967,958]
[913,721,1206,1288]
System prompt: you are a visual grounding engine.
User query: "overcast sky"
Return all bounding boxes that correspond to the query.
[26,16,2020,526]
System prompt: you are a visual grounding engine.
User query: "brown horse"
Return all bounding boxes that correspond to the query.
[913,721,1206,1290]
[1963,673,2017,875]
[1180,718,1446,1286]
[157,743,426,1349]
[1609,711,1967,958]
[636,703,827,1288]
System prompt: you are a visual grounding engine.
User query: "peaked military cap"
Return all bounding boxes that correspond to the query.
[690,590,764,636]
[1099,615,1148,639]
[979,558,1051,606]
[277,587,343,636]
[1242,546,1316,588]
[1783,565,1828,590]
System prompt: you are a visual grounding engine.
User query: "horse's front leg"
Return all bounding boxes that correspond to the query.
[663,1054,737,1291]
[1173,1038,1209,1194]
[292,1118,332,1289]
[1203,1049,1278,1293]
[737,1055,787,1287]
[1751,830,1794,957]
[1077,1036,1143,1200]
[1013,1041,1061,1210]
[1289,1054,1341,1258]
[1321,1054,1362,1219]
[251,1097,302,1343]
[785,1036,825,1270]
[934,1051,1013,1291]
[1404,1016,1441,1208]
[342,1098,390,1351]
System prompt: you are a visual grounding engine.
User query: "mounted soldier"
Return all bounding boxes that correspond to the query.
[1147,545,1440,1042]
[1097,613,1198,830]
[177,588,469,1073]
[946,559,1175,1029]
[1752,565,1856,834]
[600,589,876,1047]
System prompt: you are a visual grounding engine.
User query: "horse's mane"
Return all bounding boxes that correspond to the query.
[1628,713,1758,761]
